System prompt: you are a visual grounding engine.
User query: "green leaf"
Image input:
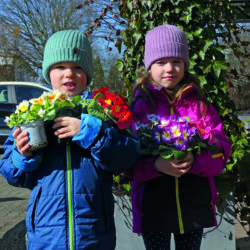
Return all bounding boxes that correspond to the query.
[199,50,205,60]
[87,101,108,121]
[80,99,92,109]
[93,92,105,101]
[141,136,155,147]
[181,14,192,24]
[193,28,203,37]
[140,148,154,155]
[185,31,193,40]
[117,60,124,72]
[127,2,133,11]
[113,175,120,184]
[196,141,208,148]
[203,63,212,74]
[133,32,142,46]
[198,75,207,87]
[173,150,187,161]
[203,39,214,53]
[160,149,174,159]
[212,60,229,78]
[71,96,81,105]
[44,110,56,121]
[123,184,131,192]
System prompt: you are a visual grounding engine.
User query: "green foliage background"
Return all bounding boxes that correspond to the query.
[113,0,250,233]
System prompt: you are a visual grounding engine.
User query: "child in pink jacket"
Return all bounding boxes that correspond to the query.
[126,24,232,250]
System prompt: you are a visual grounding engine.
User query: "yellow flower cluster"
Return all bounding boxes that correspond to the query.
[5,90,77,128]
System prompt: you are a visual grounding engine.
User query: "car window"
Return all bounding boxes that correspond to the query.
[0,86,8,103]
[15,85,46,103]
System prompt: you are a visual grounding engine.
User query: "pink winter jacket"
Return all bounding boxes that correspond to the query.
[126,85,232,234]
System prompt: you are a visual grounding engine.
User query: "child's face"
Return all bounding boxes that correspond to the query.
[49,62,87,97]
[150,58,185,89]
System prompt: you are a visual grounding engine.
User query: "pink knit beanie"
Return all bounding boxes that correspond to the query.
[144,24,189,70]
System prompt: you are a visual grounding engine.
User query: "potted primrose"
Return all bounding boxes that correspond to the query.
[4,87,134,151]
[4,90,82,151]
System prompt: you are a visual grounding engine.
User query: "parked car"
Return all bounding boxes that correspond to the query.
[0,82,52,145]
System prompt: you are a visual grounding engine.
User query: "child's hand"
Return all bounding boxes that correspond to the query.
[53,117,81,139]
[155,151,194,177]
[13,127,33,157]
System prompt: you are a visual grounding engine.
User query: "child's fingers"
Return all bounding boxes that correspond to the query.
[15,132,33,157]
[54,117,81,138]
[53,117,69,129]
[13,127,21,139]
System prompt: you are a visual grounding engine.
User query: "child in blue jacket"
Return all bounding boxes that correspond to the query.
[0,30,139,250]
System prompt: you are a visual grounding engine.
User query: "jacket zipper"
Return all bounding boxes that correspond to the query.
[66,145,74,250]
[175,177,184,233]
[162,89,184,234]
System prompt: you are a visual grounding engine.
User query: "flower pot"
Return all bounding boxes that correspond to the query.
[54,107,82,145]
[20,120,48,151]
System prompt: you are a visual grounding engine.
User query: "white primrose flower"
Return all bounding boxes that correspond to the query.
[4,116,13,128]
[38,108,46,117]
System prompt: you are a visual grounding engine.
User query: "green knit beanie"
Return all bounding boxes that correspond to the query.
[42,30,94,85]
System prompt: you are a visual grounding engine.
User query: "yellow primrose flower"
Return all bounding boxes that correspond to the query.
[182,131,188,139]
[18,100,29,112]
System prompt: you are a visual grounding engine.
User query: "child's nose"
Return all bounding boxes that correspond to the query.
[165,63,174,72]
[65,68,74,77]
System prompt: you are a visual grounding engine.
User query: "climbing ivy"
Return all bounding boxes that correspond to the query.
[117,0,250,235]
[84,0,250,234]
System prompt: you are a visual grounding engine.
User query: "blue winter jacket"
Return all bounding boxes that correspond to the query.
[0,92,140,250]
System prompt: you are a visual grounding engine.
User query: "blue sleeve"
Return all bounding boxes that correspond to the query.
[90,122,140,176]
[12,142,43,172]
[72,113,140,176]
[0,132,40,189]
[72,114,102,148]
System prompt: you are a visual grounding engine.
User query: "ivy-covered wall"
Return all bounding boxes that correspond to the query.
[84,0,250,235]
[116,0,250,235]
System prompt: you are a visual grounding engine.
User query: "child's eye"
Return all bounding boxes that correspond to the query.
[156,61,164,65]
[55,65,65,69]
[174,60,182,64]
[75,66,83,70]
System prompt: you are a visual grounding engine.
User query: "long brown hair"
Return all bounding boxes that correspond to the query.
[129,69,209,114]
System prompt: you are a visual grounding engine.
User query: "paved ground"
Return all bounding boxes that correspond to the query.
[0,174,29,250]
[0,172,250,250]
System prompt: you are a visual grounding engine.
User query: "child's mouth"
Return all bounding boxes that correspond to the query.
[163,75,174,79]
[64,83,76,90]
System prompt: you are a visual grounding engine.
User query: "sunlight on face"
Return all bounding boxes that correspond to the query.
[150,58,185,90]
[50,62,87,97]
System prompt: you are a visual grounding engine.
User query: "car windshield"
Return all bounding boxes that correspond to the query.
[0,84,50,104]
[15,85,46,103]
